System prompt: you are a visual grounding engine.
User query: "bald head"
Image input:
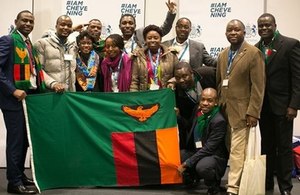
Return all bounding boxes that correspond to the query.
[200,88,218,113]
[202,88,217,99]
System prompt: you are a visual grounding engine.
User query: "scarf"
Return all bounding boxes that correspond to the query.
[93,39,105,57]
[195,106,220,140]
[11,31,46,92]
[76,50,98,91]
[259,30,279,64]
[146,48,163,88]
[101,52,132,92]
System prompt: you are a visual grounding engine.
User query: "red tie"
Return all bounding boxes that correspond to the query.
[25,39,35,75]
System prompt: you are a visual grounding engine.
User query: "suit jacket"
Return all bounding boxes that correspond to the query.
[162,38,217,70]
[185,111,228,167]
[216,41,265,129]
[176,68,216,123]
[255,33,300,115]
[0,35,22,110]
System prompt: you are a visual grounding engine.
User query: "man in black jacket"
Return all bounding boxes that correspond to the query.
[174,61,216,149]
[256,13,300,195]
[178,88,228,195]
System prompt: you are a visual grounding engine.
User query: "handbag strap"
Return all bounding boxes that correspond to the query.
[246,127,258,160]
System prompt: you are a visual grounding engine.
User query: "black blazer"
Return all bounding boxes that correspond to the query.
[256,33,300,115]
[185,111,229,166]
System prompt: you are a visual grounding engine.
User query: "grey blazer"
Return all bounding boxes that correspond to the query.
[162,38,217,70]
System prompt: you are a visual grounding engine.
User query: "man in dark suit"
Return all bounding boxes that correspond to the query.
[256,13,300,195]
[178,88,228,195]
[162,17,217,70]
[0,10,45,194]
[174,61,216,149]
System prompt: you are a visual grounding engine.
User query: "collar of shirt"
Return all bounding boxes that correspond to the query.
[173,39,190,62]
[124,36,136,54]
[173,38,189,47]
[16,30,28,42]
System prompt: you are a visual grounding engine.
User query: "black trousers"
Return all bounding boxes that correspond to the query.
[2,108,28,185]
[181,150,227,187]
[259,106,293,193]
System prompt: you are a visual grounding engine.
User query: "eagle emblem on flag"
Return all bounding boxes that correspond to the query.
[122,104,160,122]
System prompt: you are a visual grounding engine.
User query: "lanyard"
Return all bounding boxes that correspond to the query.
[172,39,189,61]
[227,49,238,75]
[178,43,189,61]
[148,48,161,84]
[110,53,124,83]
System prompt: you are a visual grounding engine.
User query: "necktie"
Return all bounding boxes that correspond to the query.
[25,39,36,75]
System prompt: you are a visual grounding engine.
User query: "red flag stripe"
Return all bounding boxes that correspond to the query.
[111,132,139,186]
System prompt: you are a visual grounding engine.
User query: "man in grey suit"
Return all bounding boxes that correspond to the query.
[256,13,300,195]
[162,17,217,70]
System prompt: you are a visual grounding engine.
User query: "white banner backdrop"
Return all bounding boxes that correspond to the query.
[62,0,145,38]
[0,0,32,168]
[0,0,32,36]
[179,0,264,58]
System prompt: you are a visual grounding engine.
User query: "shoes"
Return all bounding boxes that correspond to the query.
[182,171,199,188]
[22,176,35,186]
[281,190,291,195]
[207,191,220,195]
[207,187,220,195]
[266,182,274,191]
[7,184,37,194]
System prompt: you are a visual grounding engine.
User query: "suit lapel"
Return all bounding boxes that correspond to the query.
[229,42,247,73]
[189,40,196,65]
[267,35,282,66]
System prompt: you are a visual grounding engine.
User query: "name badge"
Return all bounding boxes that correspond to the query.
[222,79,229,87]
[195,141,202,149]
[64,54,73,61]
[149,83,160,90]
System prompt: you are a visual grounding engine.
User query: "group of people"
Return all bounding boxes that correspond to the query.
[0,1,300,195]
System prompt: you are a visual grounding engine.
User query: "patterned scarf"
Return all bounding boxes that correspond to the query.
[259,30,279,64]
[195,106,220,139]
[76,50,98,91]
[11,31,46,92]
[93,39,105,57]
[101,52,132,92]
[146,48,163,88]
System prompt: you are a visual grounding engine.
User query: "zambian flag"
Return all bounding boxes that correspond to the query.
[24,89,182,192]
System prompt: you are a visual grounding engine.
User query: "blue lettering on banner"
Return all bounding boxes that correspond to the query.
[210,47,225,58]
[65,0,88,16]
[210,2,231,18]
[120,4,141,17]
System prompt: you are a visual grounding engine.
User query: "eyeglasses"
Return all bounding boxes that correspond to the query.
[176,25,190,30]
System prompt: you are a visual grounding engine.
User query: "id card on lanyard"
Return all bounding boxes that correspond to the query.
[223,49,237,87]
[148,48,161,86]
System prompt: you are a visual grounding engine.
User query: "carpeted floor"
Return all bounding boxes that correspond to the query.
[0,168,299,194]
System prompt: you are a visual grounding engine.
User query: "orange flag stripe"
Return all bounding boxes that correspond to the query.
[156,127,183,184]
